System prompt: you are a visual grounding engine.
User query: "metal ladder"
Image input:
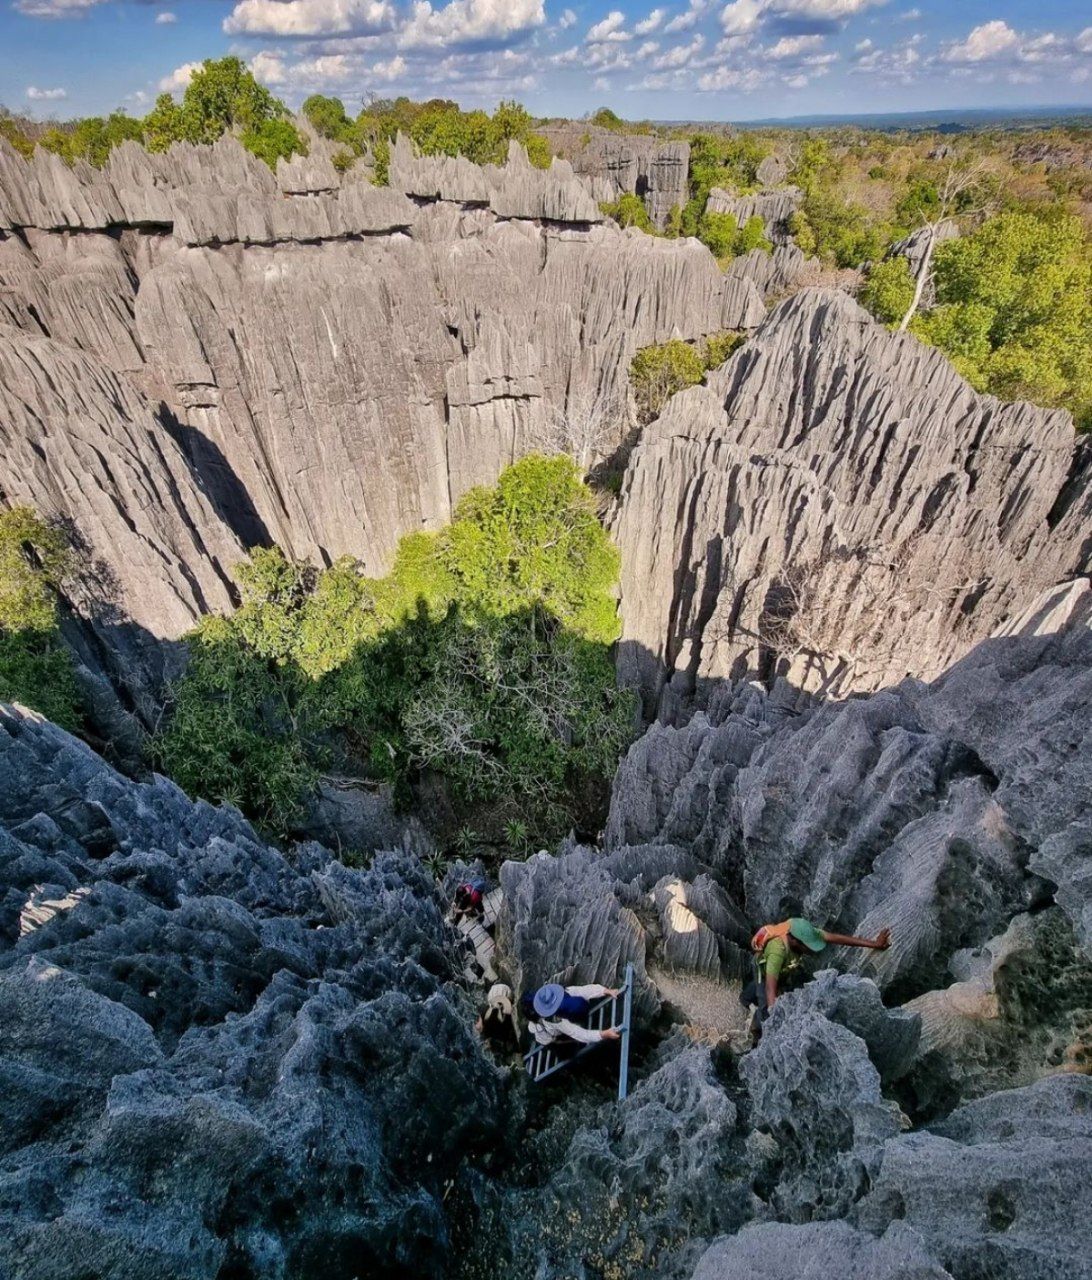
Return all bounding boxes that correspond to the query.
[523,963,635,1101]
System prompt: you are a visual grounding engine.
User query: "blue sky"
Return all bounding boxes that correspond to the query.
[3,1,1091,123]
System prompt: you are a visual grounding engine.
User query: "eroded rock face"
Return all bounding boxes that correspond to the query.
[615,289,1092,710]
[0,135,751,705]
[857,1075,1092,1280]
[607,581,1092,1011]
[705,187,801,244]
[0,704,502,1280]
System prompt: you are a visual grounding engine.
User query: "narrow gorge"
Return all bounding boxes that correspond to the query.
[1,120,1090,1280]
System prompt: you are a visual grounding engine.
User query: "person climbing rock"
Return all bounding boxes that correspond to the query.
[451,877,489,923]
[475,983,521,1055]
[522,982,623,1047]
[741,918,891,1043]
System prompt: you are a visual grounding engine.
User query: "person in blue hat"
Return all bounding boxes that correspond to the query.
[741,917,891,1043]
[522,981,623,1048]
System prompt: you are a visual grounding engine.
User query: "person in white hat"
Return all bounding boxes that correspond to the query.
[521,981,623,1047]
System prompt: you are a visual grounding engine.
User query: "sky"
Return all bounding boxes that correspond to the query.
[3,0,1092,124]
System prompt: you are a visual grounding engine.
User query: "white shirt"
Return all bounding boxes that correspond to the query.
[528,984,614,1046]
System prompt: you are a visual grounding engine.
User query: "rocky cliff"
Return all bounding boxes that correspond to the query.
[616,289,1092,711]
[0,134,759,716]
[2,572,1089,1279]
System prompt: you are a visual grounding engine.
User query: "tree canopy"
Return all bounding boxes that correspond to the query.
[0,508,81,729]
[155,457,633,847]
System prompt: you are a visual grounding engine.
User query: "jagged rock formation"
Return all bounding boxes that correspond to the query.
[0,134,756,717]
[615,289,1092,709]
[540,124,691,229]
[1,575,1089,1279]
[0,704,502,1279]
[705,186,801,245]
[607,580,1092,1015]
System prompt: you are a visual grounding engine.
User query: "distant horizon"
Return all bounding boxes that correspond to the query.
[3,1,1092,124]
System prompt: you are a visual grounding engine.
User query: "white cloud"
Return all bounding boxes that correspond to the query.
[154,10,177,23]
[13,0,102,17]
[896,6,920,19]
[373,54,407,77]
[696,63,766,90]
[587,9,631,42]
[224,0,396,37]
[767,0,885,16]
[1078,27,1092,55]
[558,6,577,26]
[784,72,808,86]
[767,33,823,58]
[593,74,611,89]
[636,6,665,33]
[158,61,202,93]
[851,36,919,79]
[636,39,661,56]
[941,20,1018,63]
[26,85,67,100]
[719,0,762,36]
[652,33,704,66]
[249,50,288,84]
[400,0,545,47]
[663,0,710,33]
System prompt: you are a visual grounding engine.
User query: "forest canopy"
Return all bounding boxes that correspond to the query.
[155,457,634,849]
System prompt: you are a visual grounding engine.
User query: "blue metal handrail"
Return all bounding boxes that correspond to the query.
[523,963,635,1101]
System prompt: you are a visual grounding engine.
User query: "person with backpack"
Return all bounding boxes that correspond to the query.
[522,982,624,1048]
[741,917,892,1043]
[451,877,488,923]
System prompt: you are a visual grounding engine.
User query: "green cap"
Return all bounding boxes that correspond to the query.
[789,918,827,952]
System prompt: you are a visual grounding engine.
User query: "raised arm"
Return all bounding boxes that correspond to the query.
[821,927,891,950]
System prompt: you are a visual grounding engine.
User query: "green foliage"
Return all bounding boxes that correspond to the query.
[357,97,551,180]
[590,108,625,131]
[736,214,772,255]
[0,112,34,159]
[156,458,632,842]
[239,118,307,169]
[141,57,303,167]
[179,56,283,144]
[791,186,887,268]
[38,112,143,167]
[702,330,746,369]
[859,256,917,326]
[142,94,186,153]
[697,210,738,259]
[631,340,706,422]
[0,508,80,729]
[600,193,655,232]
[302,93,354,143]
[912,210,1092,427]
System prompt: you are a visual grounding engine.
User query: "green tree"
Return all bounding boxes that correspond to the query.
[240,118,306,169]
[155,458,633,843]
[179,56,283,144]
[0,508,81,729]
[697,209,739,260]
[912,210,1092,427]
[142,93,187,153]
[630,340,706,422]
[302,93,353,142]
[600,193,655,232]
[859,257,917,326]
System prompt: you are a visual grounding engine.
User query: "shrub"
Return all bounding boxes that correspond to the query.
[697,210,738,260]
[702,331,746,369]
[600,193,655,232]
[0,508,80,729]
[631,340,705,422]
[859,257,917,326]
[911,210,1092,427]
[156,458,633,843]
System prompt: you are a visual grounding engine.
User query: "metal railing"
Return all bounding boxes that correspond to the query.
[523,963,635,1101]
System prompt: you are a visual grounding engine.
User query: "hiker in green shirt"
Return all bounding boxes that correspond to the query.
[741,917,892,1043]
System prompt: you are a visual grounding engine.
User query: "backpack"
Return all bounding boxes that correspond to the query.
[750,920,793,953]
